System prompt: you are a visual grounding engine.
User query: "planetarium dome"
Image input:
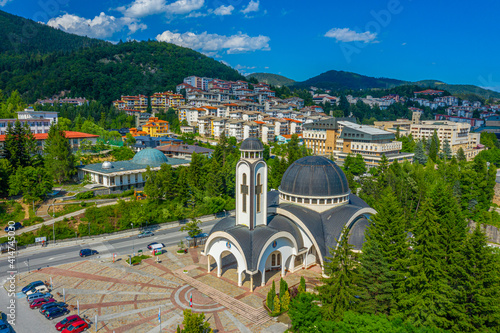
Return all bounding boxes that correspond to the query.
[131,148,168,166]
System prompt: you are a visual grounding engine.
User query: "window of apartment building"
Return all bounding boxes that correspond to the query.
[120,176,123,184]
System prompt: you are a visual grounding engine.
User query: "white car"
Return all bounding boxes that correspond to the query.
[138,231,154,238]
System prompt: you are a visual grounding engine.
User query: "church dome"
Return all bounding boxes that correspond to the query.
[240,138,263,151]
[279,156,349,197]
[131,148,168,165]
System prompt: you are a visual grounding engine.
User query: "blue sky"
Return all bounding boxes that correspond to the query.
[2,0,500,91]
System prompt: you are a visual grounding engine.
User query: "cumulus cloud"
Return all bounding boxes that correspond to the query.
[0,0,13,7]
[325,28,378,43]
[241,0,259,14]
[156,30,270,54]
[214,5,234,16]
[117,0,204,18]
[47,12,146,38]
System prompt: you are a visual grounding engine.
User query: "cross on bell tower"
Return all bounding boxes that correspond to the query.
[236,138,268,230]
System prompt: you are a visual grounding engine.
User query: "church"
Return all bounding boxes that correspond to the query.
[202,138,376,290]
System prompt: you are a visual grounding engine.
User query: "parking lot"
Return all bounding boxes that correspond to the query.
[0,285,80,333]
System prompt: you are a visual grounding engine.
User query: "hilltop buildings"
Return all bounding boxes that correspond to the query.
[303,117,414,167]
[113,92,185,113]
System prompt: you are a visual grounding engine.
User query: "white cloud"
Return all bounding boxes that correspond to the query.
[0,0,13,7]
[325,28,377,43]
[214,5,234,16]
[47,12,146,38]
[156,30,270,54]
[117,0,204,18]
[241,0,259,14]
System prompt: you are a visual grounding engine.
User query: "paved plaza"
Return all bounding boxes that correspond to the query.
[9,246,322,332]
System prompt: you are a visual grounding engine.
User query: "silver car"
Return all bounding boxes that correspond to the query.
[138,231,154,238]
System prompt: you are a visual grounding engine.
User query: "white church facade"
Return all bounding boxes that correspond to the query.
[202,138,376,290]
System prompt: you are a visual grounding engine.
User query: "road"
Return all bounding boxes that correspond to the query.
[0,218,219,333]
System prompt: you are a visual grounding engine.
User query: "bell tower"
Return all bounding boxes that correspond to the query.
[236,138,268,230]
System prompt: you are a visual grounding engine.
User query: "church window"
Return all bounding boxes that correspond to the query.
[297,198,302,203]
[304,198,310,204]
[334,198,338,203]
[319,199,325,204]
[256,173,263,213]
[291,197,296,202]
[327,199,332,204]
[241,173,248,213]
[312,199,317,204]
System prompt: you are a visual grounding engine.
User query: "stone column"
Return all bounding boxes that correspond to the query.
[261,269,266,287]
[250,275,254,292]
[290,255,296,272]
[238,271,242,287]
[207,256,211,273]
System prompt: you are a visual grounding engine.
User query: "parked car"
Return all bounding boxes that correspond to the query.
[61,320,89,333]
[27,293,52,303]
[55,315,82,331]
[0,320,12,333]
[138,231,154,238]
[26,285,50,296]
[45,307,70,320]
[30,298,55,309]
[4,222,22,232]
[147,242,164,250]
[79,249,98,257]
[40,302,67,314]
[22,280,44,294]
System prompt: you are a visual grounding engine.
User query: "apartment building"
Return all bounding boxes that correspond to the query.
[141,117,170,137]
[0,109,59,135]
[303,117,413,167]
[410,119,483,160]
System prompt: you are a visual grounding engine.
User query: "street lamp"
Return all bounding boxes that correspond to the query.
[131,223,134,255]
[52,204,55,244]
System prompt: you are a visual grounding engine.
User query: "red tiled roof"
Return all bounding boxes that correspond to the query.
[0,131,99,142]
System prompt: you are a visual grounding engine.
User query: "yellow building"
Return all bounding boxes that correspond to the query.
[141,117,170,137]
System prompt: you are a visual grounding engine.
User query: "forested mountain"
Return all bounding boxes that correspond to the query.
[0,10,108,53]
[0,10,245,105]
[293,70,406,91]
[414,80,500,100]
[246,73,295,86]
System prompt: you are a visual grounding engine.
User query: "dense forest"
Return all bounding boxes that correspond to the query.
[0,10,108,53]
[0,10,245,105]
[292,70,406,90]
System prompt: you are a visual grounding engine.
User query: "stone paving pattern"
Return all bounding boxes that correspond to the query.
[13,246,323,332]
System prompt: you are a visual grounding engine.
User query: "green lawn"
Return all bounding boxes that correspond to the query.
[130,255,151,265]
[0,201,25,225]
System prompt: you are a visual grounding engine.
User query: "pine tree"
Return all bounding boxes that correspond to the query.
[459,223,500,331]
[44,124,76,184]
[414,141,427,165]
[359,189,408,316]
[456,147,466,163]
[179,309,212,332]
[317,226,360,321]
[299,276,306,293]
[442,138,452,160]
[5,120,37,169]
[401,199,453,330]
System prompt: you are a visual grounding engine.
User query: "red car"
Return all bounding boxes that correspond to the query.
[55,315,82,331]
[30,297,55,309]
[61,320,88,333]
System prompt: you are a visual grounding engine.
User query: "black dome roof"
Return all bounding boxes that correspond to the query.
[279,156,349,197]
[240,138,263,151]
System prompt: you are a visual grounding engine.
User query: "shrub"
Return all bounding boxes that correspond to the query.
[279,277,288,300]
[267,280,276,311]
[281,290,290,312]
[76,191,94,200]
[299,276,306,293]
[272,295,281,316]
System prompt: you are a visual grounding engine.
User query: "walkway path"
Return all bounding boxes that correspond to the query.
[172,266,271,327]
[17,198,130,235]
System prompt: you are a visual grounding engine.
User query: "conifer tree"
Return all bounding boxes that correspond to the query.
[317,226,360,321]
[456,147,466,163]
[267,280,276,311]
[279,277,288,300]
[272,295,281,316]
[401,199,453,330]
[281,290,291,312]
[459,223,500,331]
[359,189,408,316]
[414,141,427,165]
[44,124,76,184]
[442,138,452,160]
